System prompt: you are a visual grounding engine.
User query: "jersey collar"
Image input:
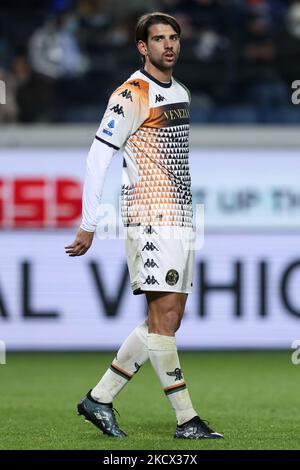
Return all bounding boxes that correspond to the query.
[140,68,172,88]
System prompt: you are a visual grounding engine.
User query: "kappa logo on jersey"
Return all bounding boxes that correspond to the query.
[129,81,140,88]
[165,269,179,286]
[118,89,133,101]
[143,275,159,285]
[142,242,159,252]
[142,225,158,235]
[155,94,166,103]
[166,367,183,381]
[110,104,125,117]
[144,258,159,268]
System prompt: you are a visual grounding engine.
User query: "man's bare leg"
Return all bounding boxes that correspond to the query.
[147,291,188,335]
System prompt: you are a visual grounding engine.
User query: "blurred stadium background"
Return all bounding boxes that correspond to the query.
[1,0,300,451]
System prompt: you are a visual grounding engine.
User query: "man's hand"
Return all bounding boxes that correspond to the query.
[65,228,94,257]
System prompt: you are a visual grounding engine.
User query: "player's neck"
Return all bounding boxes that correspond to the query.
[143,63,172,83]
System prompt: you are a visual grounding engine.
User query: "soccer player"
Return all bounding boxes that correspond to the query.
[65,12,223,440]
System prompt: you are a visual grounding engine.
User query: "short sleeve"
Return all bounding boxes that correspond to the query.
[96,79,149,149]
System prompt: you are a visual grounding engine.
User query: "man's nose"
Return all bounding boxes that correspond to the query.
[164,39,173,49]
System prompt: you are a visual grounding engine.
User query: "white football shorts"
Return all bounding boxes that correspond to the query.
[124,225,195,295]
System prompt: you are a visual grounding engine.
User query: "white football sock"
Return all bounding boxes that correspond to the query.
[148,333,197,425]
[91,320,149,403]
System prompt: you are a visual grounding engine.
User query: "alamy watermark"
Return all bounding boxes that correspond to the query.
[291,340,300,365]
[94,202,205,251]
[291,80,300,105]
[0,80,6,105]
[0,340,6,365]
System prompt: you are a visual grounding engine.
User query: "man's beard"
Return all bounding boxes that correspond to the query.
[148,53,178,71]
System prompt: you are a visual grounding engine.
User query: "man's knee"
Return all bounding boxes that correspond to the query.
[148,307,183,335]
[165,309,182,332]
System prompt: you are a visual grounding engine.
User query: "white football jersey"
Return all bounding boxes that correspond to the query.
[96,68,193,228]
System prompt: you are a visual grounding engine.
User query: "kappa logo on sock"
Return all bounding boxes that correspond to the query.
[166,367,183,381]
[134,362,141,374]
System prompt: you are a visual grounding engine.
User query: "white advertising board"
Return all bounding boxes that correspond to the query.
[0,148,299,349]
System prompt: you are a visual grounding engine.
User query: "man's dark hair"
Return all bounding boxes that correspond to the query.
[135,12,181,45]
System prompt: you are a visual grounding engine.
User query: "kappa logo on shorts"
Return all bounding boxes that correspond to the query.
[143,275,159,285]
[166,367,183,381]
[142,225,158,235]
[165,269,179,286]
[144,258,159,268]
[142,242,159,252]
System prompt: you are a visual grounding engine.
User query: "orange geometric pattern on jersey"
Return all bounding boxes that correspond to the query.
[121,122,193,227]
[110,71,193,228]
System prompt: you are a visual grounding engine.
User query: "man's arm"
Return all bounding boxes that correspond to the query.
[65,78,149,257]
[65,138,117,257]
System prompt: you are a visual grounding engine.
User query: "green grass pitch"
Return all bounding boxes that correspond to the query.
[0,351,299,450]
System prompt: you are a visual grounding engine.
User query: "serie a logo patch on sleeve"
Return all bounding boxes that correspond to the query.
[102,119,115,137]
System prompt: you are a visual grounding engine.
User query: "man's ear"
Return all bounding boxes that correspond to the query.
[137,40,147,60]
